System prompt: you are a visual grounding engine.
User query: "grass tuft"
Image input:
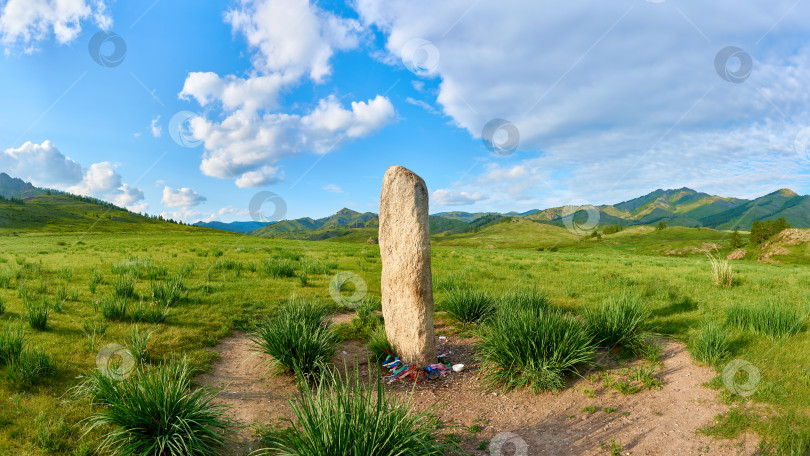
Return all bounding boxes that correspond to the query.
[250,298,339,378]
[257,365,445,456]
[725,302,804,339]
[583,293,650,352]
[690,320,730,365]
[441,287,496,323]
[261,258,296,278]
[74,358,232,456]
[707,251,733,287]
[24,299,50,330]
[478,301,595,392]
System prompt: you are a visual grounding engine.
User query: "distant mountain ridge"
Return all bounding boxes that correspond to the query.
[229,187,810,239]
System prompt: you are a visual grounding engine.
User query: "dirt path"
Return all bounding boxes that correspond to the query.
[196,325,759,456]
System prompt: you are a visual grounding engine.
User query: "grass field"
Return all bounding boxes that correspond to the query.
[0,226,808,454]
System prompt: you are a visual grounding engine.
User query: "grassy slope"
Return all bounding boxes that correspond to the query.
[0,194,194,233]
[0,221,809,452]
[434,218,580,248]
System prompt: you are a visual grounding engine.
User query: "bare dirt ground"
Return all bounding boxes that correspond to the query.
[196,316,760,456]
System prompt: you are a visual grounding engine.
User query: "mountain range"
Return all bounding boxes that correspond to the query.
[199,187,810,239]
[0,171,807,238]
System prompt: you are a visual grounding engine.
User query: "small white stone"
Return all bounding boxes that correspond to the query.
[452,363,465,372]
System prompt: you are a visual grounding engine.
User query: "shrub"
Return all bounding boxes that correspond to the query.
[478,304,595,392]
[74,358,232,456]
[441,287,496,323]
[707,251,733,287]
[258,366,444,456]
[261,259,296,278]
[250,298,339,378]
[98,296,128,321]
[725,302,804,338]
[690,320,730,364]
[583,294,650,352]
[25,299,50,330]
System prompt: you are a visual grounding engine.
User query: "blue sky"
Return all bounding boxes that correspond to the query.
[1,0,810,222]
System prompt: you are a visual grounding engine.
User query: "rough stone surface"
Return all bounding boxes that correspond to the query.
[379,165,437,366]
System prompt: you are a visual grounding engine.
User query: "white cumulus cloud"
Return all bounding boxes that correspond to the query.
[0,141,147,211]
[150,116,162,138]
[161,186,207,208]
[432,189,487,206]
[179,0,395,188]
[0,0,111,47]
[355,0,810,207]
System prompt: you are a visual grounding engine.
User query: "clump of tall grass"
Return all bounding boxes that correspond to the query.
[0,324,54,385]
[112,275,136,299]
[24,299,50,330]
[332,298,383,342]
[707,251,733,287]
[150,276,185,307]
[250,298,339,378]
[74,358,232,456]
[130,301,169,324]
[500,288,551,311]
[97,296,128,321]
[433,273,469,292]
[261,258,296,278]
[56,266,73,282]
[0,324,25,365]
[0,269,12,288]
[583,294,650,352]
[478,302,595,392]
[441,287,496,323]
[6,346,55,385]
[725,302,804,338]
[690,320,730,365]
[127,326,151,364]
[89,269,103,293]
[213,258,243,273]
[258,366,444,456]
[0,294,4,315]
[367,326,395,362]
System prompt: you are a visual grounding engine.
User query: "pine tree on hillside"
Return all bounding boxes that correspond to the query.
[729,229,744,249]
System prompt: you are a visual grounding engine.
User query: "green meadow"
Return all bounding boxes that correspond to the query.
[0,223,808,454]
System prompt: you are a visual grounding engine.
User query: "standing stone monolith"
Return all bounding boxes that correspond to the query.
[379,165,437,367]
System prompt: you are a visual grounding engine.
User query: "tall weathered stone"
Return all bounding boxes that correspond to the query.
[379,165,437,366]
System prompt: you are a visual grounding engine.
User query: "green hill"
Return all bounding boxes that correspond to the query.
[0,174,193,233]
